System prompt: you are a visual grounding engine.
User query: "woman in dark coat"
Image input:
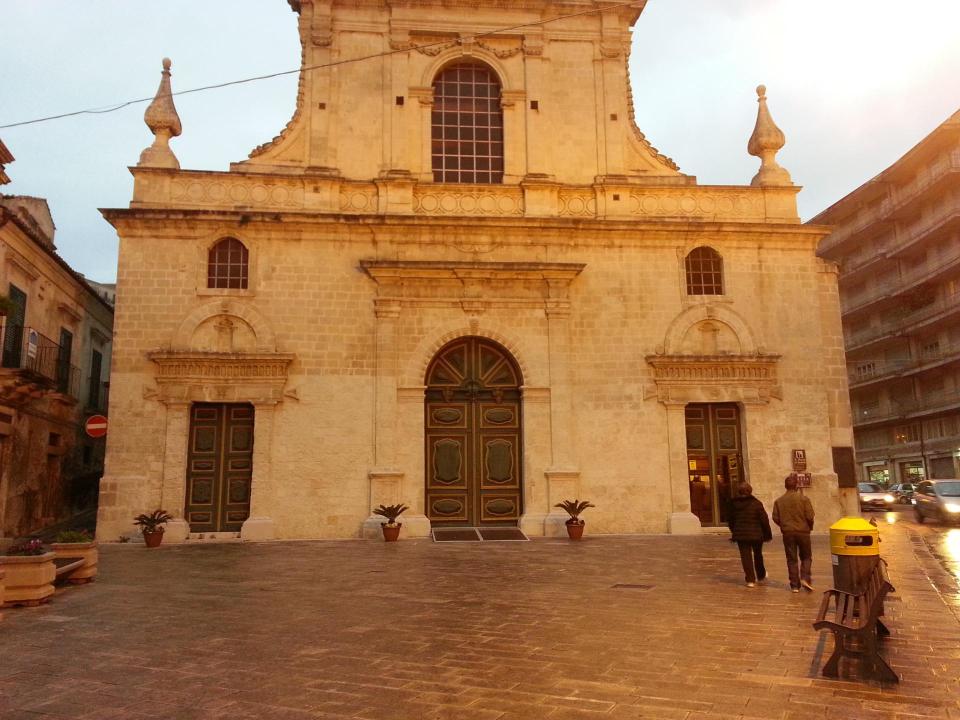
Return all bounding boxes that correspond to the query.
[727,483,773,587]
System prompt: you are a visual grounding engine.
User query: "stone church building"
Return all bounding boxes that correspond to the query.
[97,0,854,542]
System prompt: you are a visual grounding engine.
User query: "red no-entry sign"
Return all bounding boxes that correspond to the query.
[85,415,108,438]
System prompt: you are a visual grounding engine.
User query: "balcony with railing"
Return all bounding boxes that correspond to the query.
[0,321,81,401]
[846,288,960,352]
[819,197,894,254]
[888,151,960,219]
[854,386,960,427]
[887,201,960,258]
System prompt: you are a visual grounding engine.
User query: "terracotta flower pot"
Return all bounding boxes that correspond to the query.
[382,523,401,542]
[143,529,165,548]
[0,552,56,607]
[565,521,585,540]
[50,541,99,583]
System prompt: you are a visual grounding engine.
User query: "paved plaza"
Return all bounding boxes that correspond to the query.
[2,521,959,720]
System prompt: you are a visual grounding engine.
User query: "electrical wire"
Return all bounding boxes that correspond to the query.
[0,0,643,130]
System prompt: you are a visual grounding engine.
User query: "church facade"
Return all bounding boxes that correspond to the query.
[97,0,854,542]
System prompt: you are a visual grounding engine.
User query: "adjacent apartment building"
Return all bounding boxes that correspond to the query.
[815,110,960,486]
[0,140,114,538]
[97,0,854,542]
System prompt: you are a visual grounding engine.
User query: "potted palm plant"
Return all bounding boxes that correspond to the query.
[134,510,173,548]
[50,530,98,583]
[554,499,595,540]
[372,503,409,542]
[0,539,56,607]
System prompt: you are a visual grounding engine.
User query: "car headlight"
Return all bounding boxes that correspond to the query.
[945,503,960,513]
[883,495,895,503]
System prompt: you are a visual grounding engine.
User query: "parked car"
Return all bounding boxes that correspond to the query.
[858,482,894,511]
[914,479,960,524]
[889,483,916,504]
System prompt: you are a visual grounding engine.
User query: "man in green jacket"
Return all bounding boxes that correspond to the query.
[772,475,816,593]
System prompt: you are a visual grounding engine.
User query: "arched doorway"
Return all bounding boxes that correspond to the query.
[425,337,523,526]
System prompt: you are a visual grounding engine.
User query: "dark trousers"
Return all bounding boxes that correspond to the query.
[782,532,812,589]
[737,541,766,583]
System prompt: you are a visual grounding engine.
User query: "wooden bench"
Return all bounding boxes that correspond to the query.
[812,560,898,683]
[54,558,86,584]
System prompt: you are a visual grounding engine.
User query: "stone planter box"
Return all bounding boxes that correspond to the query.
[51,541,99,583]
[0,552,56,607]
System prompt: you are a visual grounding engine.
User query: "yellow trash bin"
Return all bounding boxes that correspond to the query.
[829,517,880,593]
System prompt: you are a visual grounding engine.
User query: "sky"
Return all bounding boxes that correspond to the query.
[1,0,958,284]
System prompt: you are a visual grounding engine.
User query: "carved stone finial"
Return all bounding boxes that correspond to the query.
[747,84,792,187]
[138,57,182,169]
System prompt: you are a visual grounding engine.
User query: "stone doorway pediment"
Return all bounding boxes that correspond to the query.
[645,354,782,405]
[147,351,295,405]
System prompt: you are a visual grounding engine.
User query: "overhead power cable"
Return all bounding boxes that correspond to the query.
[0,1,643,130]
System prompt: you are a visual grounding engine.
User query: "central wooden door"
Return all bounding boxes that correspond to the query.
[185,403,255,533]
[685,403,743,527]
[425,338,523,527]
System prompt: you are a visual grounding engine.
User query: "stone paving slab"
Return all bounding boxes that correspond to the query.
[1,521,959,719]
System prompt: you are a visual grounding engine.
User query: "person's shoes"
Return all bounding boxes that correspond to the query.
[791,587,800,593]
[757,576,767,584]
[800,579,814,592]
[746,582,756,588]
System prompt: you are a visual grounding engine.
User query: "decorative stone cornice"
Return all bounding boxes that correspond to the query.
[57,302,82,324]
[360,260,585,316]
[147,350,295,404]
[646,354,782,405]
[360,260,585,284]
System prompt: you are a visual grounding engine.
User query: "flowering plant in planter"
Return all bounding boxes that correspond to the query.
[0,539,55,606]
[134,509,173,548]
[5,539,47,556]
[372,503,409,542]
[53,530,94,544]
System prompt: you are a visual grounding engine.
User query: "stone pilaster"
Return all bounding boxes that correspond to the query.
[159,402,191,543]
[545,282,577,470]
[664,401,700,534]
[241,401,278,541]
[371,297,400,473]
[500,90,527,184]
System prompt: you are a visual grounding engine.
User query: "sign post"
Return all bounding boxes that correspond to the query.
[85,415,108,438]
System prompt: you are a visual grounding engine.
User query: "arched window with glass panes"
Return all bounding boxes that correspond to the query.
[207,238,249,290]
[685,246,724,295]
[431,62,504,184]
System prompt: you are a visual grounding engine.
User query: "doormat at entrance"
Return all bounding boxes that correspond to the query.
[432,528,481,542]
[432,528,530,542]
[478,528,529,541]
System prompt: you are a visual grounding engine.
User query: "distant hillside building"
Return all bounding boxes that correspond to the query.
[98,0,853,542]
[0,146,114,538]
[815,110,960,486]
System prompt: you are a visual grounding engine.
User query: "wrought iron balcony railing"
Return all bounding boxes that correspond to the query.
[0,321,81,399]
